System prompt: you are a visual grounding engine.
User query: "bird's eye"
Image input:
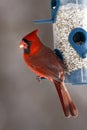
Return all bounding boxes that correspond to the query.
[23,43,28,49]
[24,43,26,46]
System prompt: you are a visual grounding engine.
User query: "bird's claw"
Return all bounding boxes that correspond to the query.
[36,76,45,82]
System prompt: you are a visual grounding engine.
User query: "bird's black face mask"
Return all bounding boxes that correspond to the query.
[22,38,32,54]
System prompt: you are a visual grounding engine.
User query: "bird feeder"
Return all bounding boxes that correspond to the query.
[35,0,87,85]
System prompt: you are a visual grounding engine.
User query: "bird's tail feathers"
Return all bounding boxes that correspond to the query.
[53,80,78,118]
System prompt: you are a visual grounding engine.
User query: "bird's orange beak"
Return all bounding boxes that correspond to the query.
[19,41,28,49]
[19,41,24,49]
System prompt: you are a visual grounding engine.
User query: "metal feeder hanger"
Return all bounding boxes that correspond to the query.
[34,0,60,23]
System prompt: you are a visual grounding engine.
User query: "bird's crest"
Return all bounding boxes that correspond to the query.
[24,29,39,40]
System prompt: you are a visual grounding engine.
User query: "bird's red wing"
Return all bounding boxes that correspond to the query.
[26,47,65,81]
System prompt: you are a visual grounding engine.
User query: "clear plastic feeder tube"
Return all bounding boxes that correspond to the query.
[53,0,87,84]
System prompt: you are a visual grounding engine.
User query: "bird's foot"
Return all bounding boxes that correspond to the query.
[36,76,45,82]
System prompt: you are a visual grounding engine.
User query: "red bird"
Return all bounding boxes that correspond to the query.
[19,29,78,117]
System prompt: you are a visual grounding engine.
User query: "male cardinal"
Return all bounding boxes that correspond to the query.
[19,29,78,117]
